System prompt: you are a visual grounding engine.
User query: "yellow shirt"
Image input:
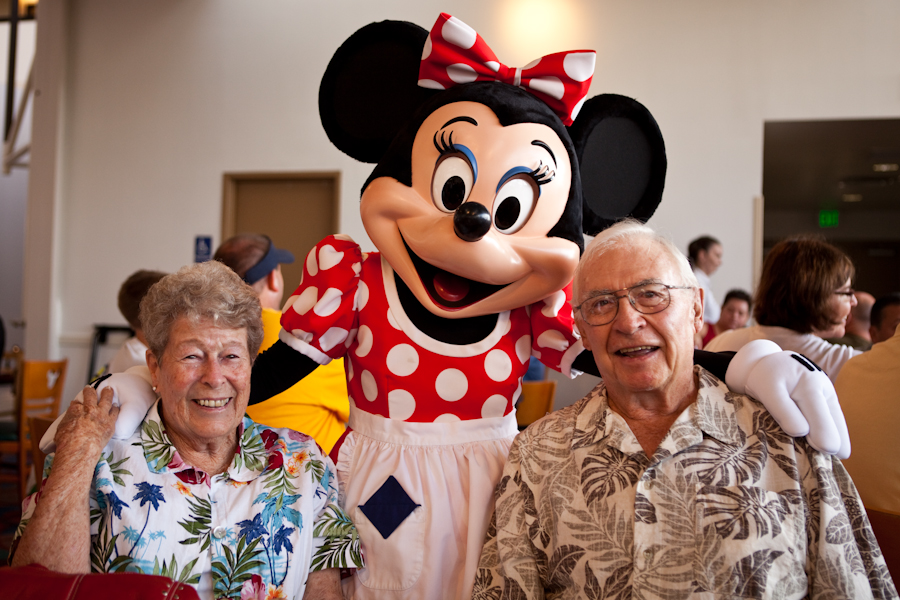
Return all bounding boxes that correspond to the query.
[246,307,349,453]
[835,324,900,514]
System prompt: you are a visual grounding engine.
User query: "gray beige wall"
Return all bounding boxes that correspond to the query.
[15,0,900,405]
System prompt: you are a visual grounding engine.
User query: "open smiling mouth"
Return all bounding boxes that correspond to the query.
[403,237,508,310]
[194,398,231,408]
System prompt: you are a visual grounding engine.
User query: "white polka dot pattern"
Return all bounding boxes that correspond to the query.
[292,287,318,315]
[523,57,541,70]
[313,288,344,317]
[436,369,467,401]
[318,244,344,271]
[564,52,596,82]
[355,325,373,357]
[418,79,445,90]
[320,327,349,352]
[361,370,377,401]
[386,344,419,377]
[515,335,532,364]
[433,413,461,424]
[541,290,567,318]
[421,34,433,59]
[537,330,570,351]
[306,250,318,277]
[481,395,508,418]
[356,281,370,311]
[528,76,565,100]
[290,328,313,344]
[484,349,512,382]
[447,63,478,84]
[388,389,416,420]
[442,16,477,49]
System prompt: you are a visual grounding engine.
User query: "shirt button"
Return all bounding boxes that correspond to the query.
[213,526,228,539]
[643,549,654,560]
[645,479,654,490]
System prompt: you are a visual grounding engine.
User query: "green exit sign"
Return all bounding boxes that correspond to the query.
[819,210,839,228]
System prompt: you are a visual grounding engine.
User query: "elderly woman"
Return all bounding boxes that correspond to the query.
[706,236,861,381]
[12,261,362,599]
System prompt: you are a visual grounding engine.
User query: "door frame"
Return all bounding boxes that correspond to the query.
[221,171,342,241]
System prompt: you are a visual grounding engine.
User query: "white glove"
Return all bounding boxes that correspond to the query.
[725,339,850,459]
[40,366,156,453]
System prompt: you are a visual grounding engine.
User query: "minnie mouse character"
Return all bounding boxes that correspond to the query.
[46,13,847,600]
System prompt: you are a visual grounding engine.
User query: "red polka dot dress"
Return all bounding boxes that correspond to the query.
[279,234,583,599]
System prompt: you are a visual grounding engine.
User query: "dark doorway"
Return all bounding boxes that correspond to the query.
[763,119,900,298]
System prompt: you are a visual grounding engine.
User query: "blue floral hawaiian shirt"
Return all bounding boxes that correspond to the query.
[16,400,363,599]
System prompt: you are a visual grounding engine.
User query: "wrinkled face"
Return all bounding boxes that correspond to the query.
[574,242,702,399]
[147,317,252,448]
[814,278,857,339]
[361,101,580,318]
[697,243,723,276]
[718,298,750,331]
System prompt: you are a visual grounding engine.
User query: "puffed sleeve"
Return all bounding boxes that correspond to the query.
[529,282,584,377]
[308,448,364,572]
[280,235,363,366]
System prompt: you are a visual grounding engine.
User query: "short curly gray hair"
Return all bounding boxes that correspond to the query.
[140,260,264,360]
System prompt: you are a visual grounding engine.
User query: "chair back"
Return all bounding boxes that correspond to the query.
[516,380,557,430]
[866,507,900,580]
[28,416,56,485]
[17,359,68,430]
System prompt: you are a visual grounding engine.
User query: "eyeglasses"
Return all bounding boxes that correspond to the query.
[574,282,695,327]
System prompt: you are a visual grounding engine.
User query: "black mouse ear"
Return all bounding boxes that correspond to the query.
[569,94,666,236]
[319,20,439,164]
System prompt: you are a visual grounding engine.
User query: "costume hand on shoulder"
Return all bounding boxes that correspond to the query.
[40,366,155,453]
[725,339,850,458]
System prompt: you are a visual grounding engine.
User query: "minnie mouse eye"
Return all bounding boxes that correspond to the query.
[493,177,537,234]
[432,155,474,213]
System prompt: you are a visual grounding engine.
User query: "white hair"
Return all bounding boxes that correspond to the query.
[573,219,699,300]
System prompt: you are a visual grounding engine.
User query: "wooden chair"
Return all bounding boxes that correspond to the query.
[866,507,900,580]
[29,416,57,487]
[0,359,67,499]
[515,380,557,430]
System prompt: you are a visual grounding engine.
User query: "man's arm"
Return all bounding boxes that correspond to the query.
[11,387,118,572]
[302,568,343,599]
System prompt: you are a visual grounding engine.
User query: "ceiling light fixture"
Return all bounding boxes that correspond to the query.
[873,163,899,172]
[842,194,863,202]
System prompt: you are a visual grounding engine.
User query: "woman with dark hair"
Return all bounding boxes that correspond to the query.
[688,235,723,325]
[706,236,861,381]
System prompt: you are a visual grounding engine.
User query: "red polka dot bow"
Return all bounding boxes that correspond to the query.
[418,13,596,126]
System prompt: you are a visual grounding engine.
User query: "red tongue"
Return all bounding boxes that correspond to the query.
[433,271,470,303]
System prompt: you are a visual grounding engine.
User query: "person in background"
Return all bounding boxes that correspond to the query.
[214,234,349,453]
[826,290,875,351]
[836,295,900,514]
[107,269,167,373]
[687,235,723,326]
[870,292,900,345]
[696,288,751,348]
[706,236,861,381]
[474,220,894,599]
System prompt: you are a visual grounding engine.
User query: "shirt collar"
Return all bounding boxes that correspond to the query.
[139,400,267,485]
[580,366,744,460]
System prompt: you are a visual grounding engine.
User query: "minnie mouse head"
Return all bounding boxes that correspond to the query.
[319,14,666,321]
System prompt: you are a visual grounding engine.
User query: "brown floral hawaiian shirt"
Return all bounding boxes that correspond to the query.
[474,367,897,600]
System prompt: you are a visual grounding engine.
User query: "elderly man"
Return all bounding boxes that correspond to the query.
[474,221,895,599]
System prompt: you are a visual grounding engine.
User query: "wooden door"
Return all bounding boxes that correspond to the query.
[223,172,340,292]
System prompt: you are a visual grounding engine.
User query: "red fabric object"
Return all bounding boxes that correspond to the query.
[418,13,596,125]
[0,564,200,600]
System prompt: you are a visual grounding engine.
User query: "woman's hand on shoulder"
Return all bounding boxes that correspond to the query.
[55,386,121,458]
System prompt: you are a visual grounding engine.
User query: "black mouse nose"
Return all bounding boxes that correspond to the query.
[453,203,492,242]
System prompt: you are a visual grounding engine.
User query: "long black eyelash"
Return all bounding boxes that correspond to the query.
[529,161,555,186]
[432,130,456,155]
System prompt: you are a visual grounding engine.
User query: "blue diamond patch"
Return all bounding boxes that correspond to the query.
[359,475,420,539]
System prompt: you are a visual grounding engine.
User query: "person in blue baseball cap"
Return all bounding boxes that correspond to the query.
[214,233,350,453]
